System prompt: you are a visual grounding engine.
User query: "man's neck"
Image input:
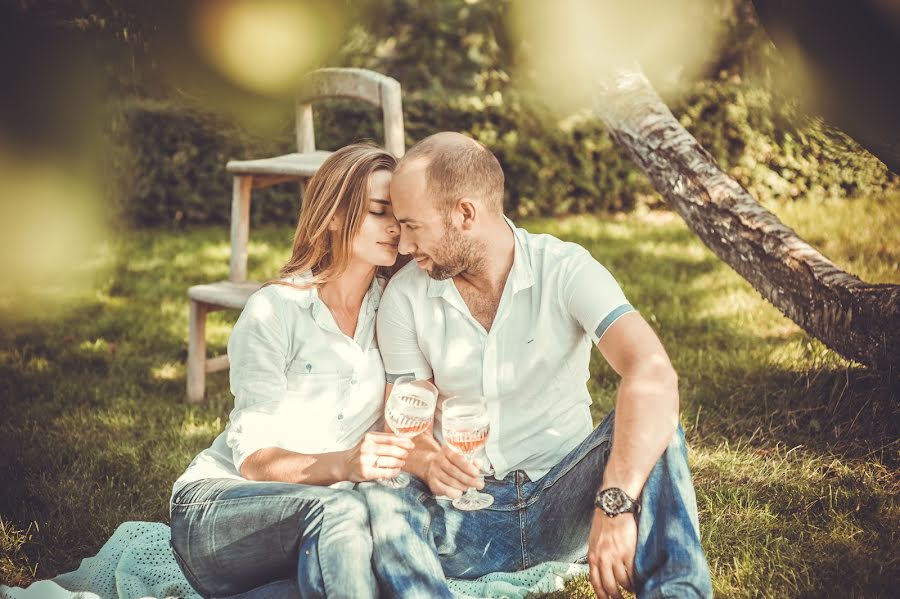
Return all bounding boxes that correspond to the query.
[455,216,515,295]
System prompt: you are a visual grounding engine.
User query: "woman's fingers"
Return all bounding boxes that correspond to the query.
[359,432,414,462]
[371,455,404,470]
[373,443,412,460]
[375,432,416,448]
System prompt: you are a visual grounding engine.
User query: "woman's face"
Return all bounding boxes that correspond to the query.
[351,169,400,267]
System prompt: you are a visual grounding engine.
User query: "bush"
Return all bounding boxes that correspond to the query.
[673,76,897,204]
[106,98,305,227]
[107,78,896,227]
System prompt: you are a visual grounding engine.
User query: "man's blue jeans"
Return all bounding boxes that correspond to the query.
[359,411,712,598]
[169,478,378,599]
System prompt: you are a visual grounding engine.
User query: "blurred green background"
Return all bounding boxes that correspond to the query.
[1,1,897,597]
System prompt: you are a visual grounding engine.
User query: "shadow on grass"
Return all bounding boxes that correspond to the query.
[1,217,897,592]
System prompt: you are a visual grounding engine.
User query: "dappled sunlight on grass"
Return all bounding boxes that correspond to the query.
[179,413,224,442]
[633,238,709,263]
[151,361,183,381]
[765,193,900,285]
[0,517,39,587]
[205,311,240,349]
[692,443,898,596]
[3,201,897,595]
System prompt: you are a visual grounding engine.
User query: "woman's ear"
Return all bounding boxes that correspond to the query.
[327,215,342,232]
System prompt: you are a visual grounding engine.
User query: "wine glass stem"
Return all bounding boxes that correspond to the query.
[463,453,480,497]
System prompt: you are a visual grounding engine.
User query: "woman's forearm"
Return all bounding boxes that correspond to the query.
[240,446,348,486]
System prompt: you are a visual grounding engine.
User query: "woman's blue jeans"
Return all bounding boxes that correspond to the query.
[359,410,713,598]
[169,479,378,599]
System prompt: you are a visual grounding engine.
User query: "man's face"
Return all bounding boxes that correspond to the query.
[390,161,478,280]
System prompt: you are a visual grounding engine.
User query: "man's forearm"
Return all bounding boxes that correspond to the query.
[601,357,680,499]
[403,431,442,480]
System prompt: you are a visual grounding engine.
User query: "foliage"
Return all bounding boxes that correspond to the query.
[105,98,301,227]
[107,80,897,226]
[1,197,897,595]
[673,76,898,204]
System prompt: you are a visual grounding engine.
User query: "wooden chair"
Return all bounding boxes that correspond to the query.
[185,68,405,403]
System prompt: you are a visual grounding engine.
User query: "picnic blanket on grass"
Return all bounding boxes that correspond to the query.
[0,522,588,599]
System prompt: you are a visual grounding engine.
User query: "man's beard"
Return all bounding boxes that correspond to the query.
[426,222,484,281]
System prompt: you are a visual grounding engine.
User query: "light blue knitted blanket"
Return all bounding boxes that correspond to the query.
[0,522,588,599]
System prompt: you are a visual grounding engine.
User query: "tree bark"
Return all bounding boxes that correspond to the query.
[593,68,898,373]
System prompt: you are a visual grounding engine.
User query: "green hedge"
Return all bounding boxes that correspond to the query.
[673,77,897,204]
[107,79,896,227]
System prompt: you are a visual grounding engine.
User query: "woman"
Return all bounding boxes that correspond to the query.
[169,143,413,599]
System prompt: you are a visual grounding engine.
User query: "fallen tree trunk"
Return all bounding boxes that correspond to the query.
[593,68,898,372]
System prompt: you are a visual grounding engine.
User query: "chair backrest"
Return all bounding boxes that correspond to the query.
[295,68,405,158]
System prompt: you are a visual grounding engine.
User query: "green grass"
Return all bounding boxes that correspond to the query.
[1,195,897,597]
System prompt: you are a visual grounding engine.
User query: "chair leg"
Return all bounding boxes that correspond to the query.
[186,299,208,404]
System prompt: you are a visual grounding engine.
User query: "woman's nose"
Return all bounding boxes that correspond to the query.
[386,217,400,236]
[398,232,414,256]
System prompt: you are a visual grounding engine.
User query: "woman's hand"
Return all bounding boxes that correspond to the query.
[342,432,415,482]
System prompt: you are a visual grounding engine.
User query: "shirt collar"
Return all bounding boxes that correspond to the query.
[425,216,534,298]
[283,270,382,314]
[506,216,535,294]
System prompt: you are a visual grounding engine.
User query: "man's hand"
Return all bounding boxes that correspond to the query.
[342,432,415,483]
[423,444,484,499]
[587,509,637,599]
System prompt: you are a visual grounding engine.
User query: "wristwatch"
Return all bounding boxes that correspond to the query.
[594,487,641,518]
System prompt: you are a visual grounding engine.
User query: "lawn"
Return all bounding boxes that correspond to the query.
[1,195,897,597]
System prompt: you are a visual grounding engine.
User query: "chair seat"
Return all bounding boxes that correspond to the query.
[226,151,333,177]
[188,281,263,310]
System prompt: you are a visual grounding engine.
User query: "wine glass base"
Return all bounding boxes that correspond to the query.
[452,490,494,511]
[376,471,411,489]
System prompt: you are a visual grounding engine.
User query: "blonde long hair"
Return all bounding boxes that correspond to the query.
[271,143,397,289]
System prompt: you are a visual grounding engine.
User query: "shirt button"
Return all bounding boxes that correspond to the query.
[350,375,359,385]
[337,414,344,420]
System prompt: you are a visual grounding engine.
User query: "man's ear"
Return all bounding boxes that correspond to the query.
[458,198,477,230]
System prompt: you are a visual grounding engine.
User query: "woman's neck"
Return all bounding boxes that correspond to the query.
[318,260,376,311]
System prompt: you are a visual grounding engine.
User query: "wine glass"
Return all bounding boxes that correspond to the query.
[378,376,438,488]
[441,395,494,510]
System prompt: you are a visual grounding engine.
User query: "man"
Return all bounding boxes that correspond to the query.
[361,132,712,599]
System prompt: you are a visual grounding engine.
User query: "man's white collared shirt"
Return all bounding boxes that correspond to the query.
[172,273,385,498]
[377,219,634,481]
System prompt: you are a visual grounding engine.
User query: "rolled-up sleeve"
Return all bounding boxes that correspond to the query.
[376,282,433,382]
[564,250,635,345]
[225,289,291,471]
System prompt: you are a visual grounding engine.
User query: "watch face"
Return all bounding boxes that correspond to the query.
[599,488,630,514]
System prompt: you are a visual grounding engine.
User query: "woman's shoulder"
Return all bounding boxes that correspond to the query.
[244,274,316,318]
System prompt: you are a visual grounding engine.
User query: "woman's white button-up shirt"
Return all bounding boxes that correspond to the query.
[172,273,385,499]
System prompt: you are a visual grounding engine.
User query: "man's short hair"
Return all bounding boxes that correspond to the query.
[399,132,505,214]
